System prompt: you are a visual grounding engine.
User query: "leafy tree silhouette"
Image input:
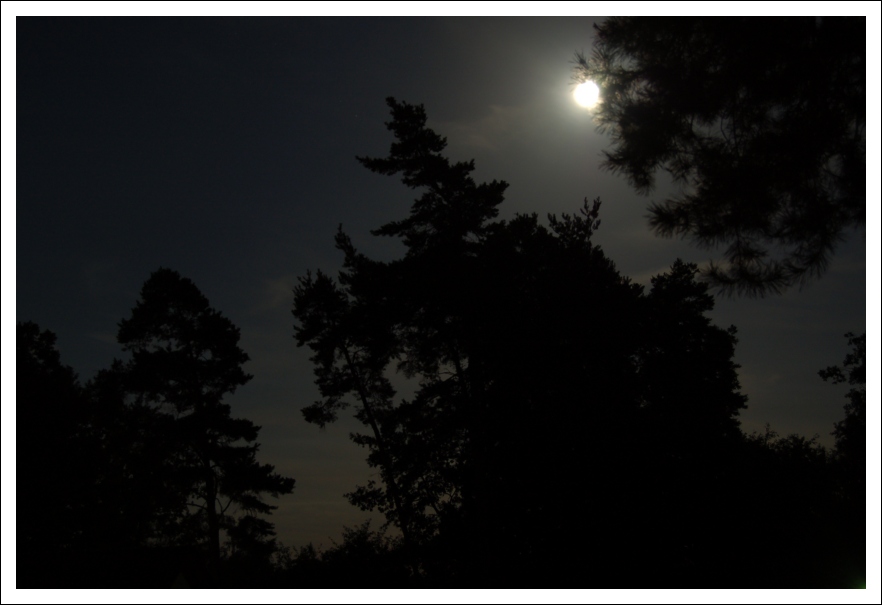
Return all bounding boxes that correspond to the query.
[115,268,295,582]
[820,332,866,587]
[294,98,749,585]
[17,321,203,587]
[574,17,865,295]
[275,521,408,588]
[734,426,838,587]
[820,332,866,479]
[16,322,93,576]
[84,360,186,551]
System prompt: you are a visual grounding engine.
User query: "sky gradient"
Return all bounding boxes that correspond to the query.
[7,13,879,559]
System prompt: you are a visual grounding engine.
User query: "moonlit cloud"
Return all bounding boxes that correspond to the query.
[434,104,529,151]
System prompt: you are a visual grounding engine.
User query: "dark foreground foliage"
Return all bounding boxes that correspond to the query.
[16,97,864,588]
[288,99,866,587]
[574,17,865,296]
[17,271,294,588]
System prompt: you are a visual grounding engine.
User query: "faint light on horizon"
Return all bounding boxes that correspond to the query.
[574,81,600,108]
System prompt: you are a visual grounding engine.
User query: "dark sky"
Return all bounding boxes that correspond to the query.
[10,16,876,552]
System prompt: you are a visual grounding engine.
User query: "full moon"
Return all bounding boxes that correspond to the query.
[574,81,600,108]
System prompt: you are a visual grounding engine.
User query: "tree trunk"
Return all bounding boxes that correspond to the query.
[205,463,220,585]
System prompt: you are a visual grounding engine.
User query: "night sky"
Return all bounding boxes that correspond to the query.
[8,14,878,557]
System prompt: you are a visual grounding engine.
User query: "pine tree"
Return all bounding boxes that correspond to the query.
[294,99,748,583]
[575,17,865,295]
[118,268,294,580]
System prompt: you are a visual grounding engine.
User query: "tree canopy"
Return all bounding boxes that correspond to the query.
[17,321,190,586]
[17,322,91,559]
[574,17,865,295]
[16,92,866,586]
[293,98,750,584]
[116,268,295,578]
[17,272,295,587]
[820,332,866,521]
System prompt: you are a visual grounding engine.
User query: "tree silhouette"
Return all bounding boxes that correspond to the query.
[734,426,840,587]
[574,17,865,295]
[116,268,294,580]
[17,321,203,587]
[820,332,866,473]
[820,332,866,586]
[17,322,92,566]
[294,98,749,584]
[275,521,409,588]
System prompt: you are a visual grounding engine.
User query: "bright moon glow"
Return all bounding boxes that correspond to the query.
[574,81,600,108]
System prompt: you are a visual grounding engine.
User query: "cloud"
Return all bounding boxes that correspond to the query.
[250,274,297,315]
[86,331,118,345]
[433,104,529,152]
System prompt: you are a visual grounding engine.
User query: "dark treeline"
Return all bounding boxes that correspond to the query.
[17,271,294,588]
[288,99,866,588]
[16,99,865,588]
